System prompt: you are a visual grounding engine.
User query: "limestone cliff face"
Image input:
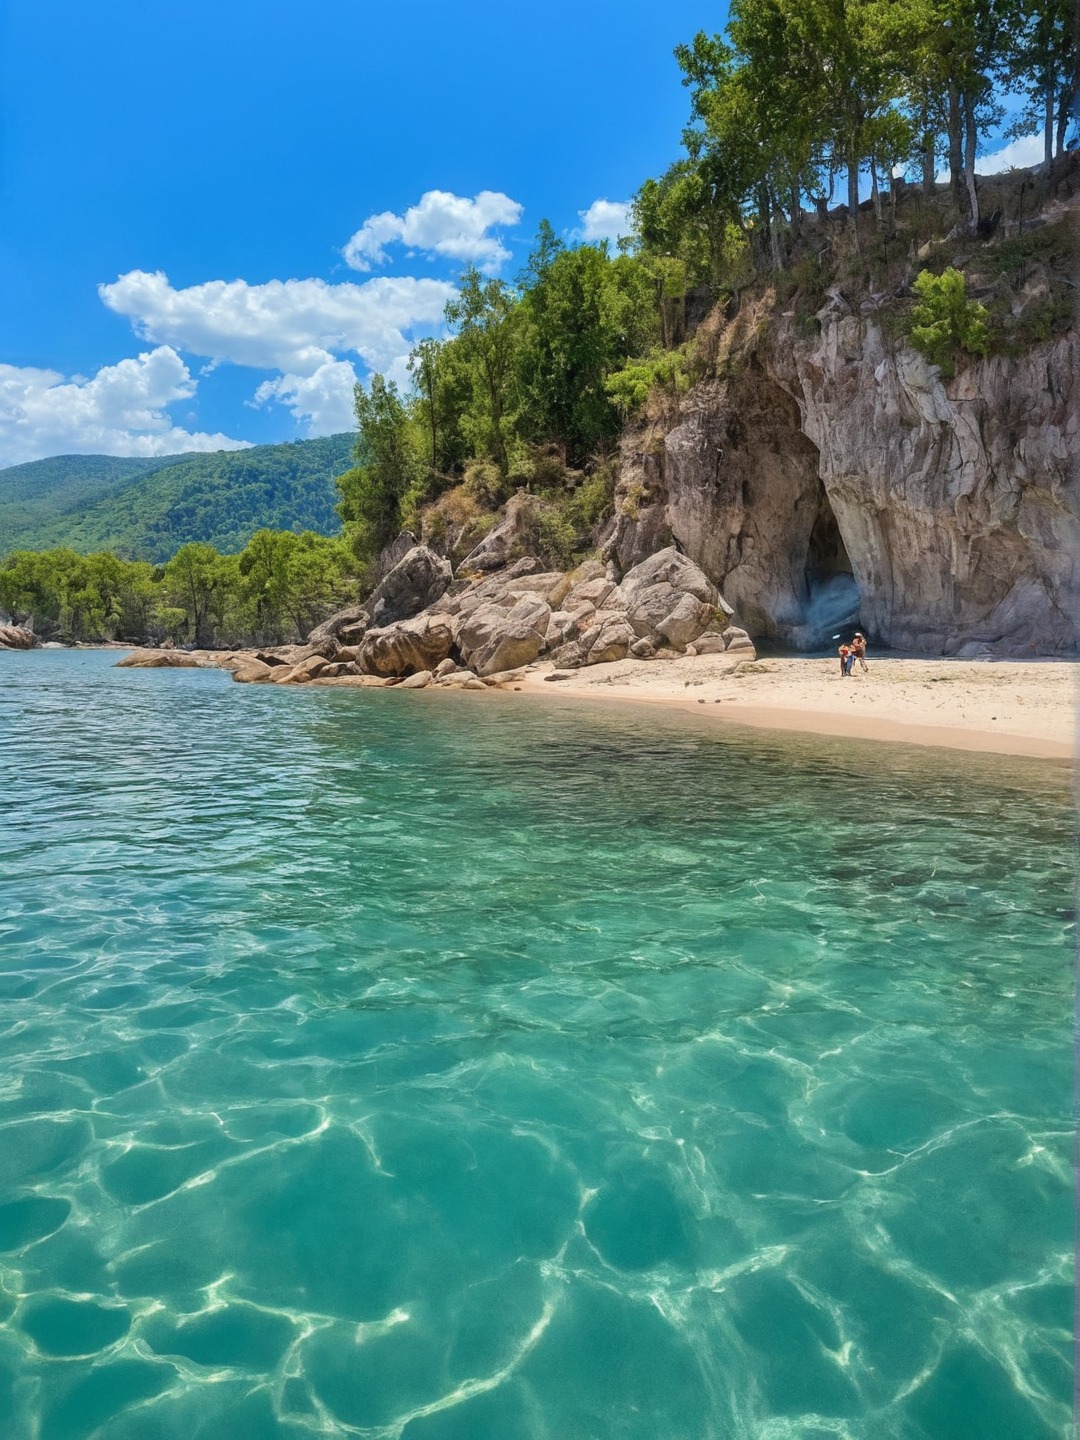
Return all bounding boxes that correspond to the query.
[609,299,1079,656]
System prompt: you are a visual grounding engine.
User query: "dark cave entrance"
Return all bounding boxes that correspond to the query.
[799,486,860,645]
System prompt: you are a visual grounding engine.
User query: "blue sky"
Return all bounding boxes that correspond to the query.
[0,0,722,464]
[0,0,1041,467]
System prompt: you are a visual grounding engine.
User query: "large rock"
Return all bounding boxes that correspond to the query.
[307,606,369,649]
[397,669,433,689]
[374,530,418,577]
[115,649,204,668]
[456,594,551,676]
[358,613,455,677]
[231,659,274,683]
[579,612,636,665]
[458,493,540,573]
[616,548,721,650]
[367,545,453,627]
[0,624,38,649]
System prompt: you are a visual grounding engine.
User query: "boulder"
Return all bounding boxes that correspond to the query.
[398,669,433,689]
[115,649,203,668]
[630,637,657,659]
[433,657,458,679]
[458,493,540,573]
[562,575,618,612]
[616,548,719,651]
[685,634,729,656]
[0,624,38,649]
[457,594,551,676]
[230,660,274,683]
[306,605,369,649]
[579,613,636,665]
[367,545,453,627]
[374,529,418,577]
[289,654,331,682]
[358,613,455,677]
[722,627,756,656]
[545,609,581,648]
[550,641,585,668]
[502,572,568,605]
[253,650,292,667]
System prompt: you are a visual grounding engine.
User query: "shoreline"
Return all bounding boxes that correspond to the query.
[505,656,1076,762]
[29,642,1073,762]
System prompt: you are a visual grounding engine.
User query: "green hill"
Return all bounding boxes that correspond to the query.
[0,435,354,561]
[0,453,192,550]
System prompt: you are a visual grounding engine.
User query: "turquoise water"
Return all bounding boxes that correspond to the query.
[0,650,1073,1440]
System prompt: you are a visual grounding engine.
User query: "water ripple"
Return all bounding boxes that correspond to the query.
[0,651,1072,1439]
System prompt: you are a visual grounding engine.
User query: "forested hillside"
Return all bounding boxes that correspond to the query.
[0,453,191,551]
[0,435,352,561]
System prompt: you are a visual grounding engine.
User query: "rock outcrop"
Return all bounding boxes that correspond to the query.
[367,545,453,627]
[609,255,1079,655]
[115,649,205,668]
[0,625,39,649]
[358,613,455,677]
[233,544,749,688]
[306,544,452,652]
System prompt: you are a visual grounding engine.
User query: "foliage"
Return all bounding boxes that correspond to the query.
[444,268,521,474]
[605,351,691,418]
[338,376,423,562]
[908,267,990,377]
[630,0,1046,278]
[0,530,355,648]
[0,435,353,562]
[516,233,657,463]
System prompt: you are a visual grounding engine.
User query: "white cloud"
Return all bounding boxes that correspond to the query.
[935,133,1044,184]
[343,190,523,273]
[578,199,633,244]
[0,346,248,467]
[99,269,456,381]
[252,359,359,435]
[976,132,1043,174]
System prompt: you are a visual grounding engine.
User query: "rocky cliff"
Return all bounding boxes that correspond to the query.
[608,207,1079,657]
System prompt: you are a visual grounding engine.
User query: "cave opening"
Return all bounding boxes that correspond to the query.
[801,485,860,643]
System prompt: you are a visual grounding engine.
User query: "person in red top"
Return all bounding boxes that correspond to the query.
[838,642,852,676]
[851,633,868,673]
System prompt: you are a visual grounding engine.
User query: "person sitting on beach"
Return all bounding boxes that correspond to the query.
[838,642,853,676]
[851,633,867,673]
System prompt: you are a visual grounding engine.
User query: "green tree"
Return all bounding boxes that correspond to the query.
[444,269,520,474]
[517,236,657,463]
[908,267,990,377]
[337,374,423,562]
[162,542,230,646]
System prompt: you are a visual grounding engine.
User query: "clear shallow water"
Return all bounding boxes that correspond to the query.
[0,650,1073,1440]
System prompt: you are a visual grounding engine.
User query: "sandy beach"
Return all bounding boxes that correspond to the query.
[509,654,1077,761]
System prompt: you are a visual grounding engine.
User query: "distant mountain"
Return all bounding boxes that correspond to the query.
[0,435,355,561]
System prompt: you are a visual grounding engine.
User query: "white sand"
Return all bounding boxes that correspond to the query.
[510,655,1077,761]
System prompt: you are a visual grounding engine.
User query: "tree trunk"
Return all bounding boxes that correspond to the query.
[922,137,936,193]
[767,186,783,270]
[962,90,980,226]
[870,165,883,225]
[846,159,860,250]
[947,86,964,210]
[790,177,801,242]
[1044,67,1056,169]
[1056,86,1069,156]
[921,101,936,193]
